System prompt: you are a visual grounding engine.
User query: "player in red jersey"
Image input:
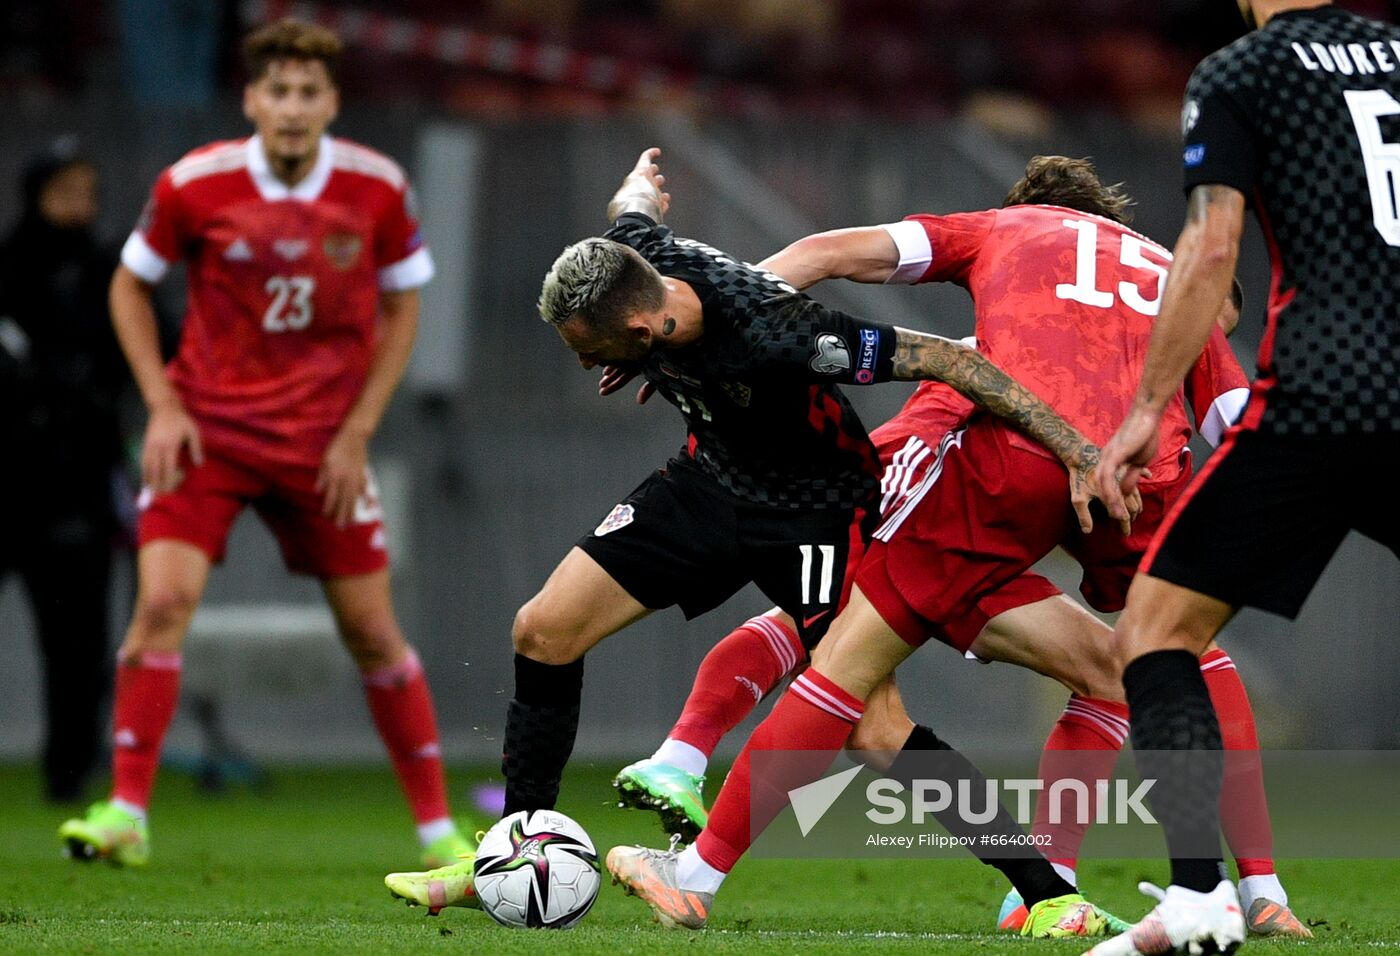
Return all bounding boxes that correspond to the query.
[608,157,1298,935]
[58,19,473,870]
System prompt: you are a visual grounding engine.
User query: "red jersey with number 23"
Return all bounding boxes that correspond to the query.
[881,204,1248,485]
[120,134,434,468]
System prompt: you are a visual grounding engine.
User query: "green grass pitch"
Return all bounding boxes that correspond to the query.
[1,761,1395,953]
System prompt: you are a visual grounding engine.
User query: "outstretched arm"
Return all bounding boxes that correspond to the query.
[1095,184,1246,520]
[607,147,672,223]
[890,328,1112,533]
[757,226,901,290]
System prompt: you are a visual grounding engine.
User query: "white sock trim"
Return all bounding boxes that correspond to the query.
[1237,872,1286,910]
[1051,861,1078,889]
[417,817,457,845]
[110,797,147,823]
[652,738,709,778]
[676,843,726,893]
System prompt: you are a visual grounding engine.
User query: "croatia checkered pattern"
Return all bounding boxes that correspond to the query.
[1183,7,1400,435]
[605,215,884,509]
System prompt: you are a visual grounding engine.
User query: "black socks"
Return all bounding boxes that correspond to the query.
[501,654,585,815]
[1124,649,1227,893]
[893,724,1077,907]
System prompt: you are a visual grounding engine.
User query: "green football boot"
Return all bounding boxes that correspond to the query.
[1023,892,1130,938]
[386,851,482,915]
[58,801,150,867]
[613,758,707,840]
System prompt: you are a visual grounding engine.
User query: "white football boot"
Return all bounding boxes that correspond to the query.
[1082,879,1246,955]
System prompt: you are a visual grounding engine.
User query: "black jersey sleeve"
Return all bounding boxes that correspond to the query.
[1181,52,1259,198]
[604,212,671,256]
[741,295,898,385]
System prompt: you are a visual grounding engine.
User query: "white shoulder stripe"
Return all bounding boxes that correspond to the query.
[1201,387,1250,447]
[170,143,248,188]
[332,141,405,190]
[881,221,933,284]
[121,231,170,284]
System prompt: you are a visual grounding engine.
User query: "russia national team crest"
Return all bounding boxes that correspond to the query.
[323,232,363,270]
[594,503,635,536]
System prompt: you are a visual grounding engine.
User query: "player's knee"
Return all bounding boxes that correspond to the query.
[1114,602,1209,668]
[130,586,200,641]
[1078,637,1125,701]
[337,613,405,669]
[511,600,583,665]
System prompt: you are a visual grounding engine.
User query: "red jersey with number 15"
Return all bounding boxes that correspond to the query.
[882,204,1247,485]
[120,134,433,468]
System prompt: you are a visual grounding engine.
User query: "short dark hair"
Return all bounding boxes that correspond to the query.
[1004,156,1134,224]
[538,238,666,330]
[243,18,343,84]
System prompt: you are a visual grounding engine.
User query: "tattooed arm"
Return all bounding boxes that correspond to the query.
[891,328,1113,533]
[607,147,672,223]
[1096,184,1246,520]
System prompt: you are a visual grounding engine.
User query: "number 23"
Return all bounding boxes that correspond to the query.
[263,275,315,332]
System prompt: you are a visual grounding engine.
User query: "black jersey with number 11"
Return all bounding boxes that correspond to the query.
[604,213,898,510]
[1182,5,1400,436]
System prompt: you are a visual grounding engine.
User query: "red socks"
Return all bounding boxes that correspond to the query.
[1201,648,1276,878]
[362,649,451,824]
[696,670,863,873]
[1032,650,1276,881]
[669,615,804,757]
[111,652,183,809]
[1031,695,1129,868]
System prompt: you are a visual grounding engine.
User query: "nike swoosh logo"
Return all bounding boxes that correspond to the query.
[802,610,830,628]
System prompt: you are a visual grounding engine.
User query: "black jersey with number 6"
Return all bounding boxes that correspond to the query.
[1181,6,1400,436]
[603,213,898,510]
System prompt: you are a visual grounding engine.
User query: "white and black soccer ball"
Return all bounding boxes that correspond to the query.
[472,809,601,929]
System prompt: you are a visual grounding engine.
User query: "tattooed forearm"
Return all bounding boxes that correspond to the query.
[891,331,1095,467]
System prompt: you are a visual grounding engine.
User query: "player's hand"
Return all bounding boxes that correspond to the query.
[622,147,671,217]
[1095,406,1162,526]
[1068,448,1101,535]
[317,428,370,529]
[142,400,203,494]
[598,363,655,404]
[1069,444,1147,536]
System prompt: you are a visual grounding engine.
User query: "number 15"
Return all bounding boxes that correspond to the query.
[1055,219,1173,316]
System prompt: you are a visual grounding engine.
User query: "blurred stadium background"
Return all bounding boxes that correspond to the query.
[2,0,1398,777]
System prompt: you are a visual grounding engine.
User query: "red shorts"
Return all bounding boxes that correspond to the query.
[859,417,1190,651]
[137,443,389,578]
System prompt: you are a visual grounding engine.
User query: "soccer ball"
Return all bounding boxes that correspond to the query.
[472,809,601,929]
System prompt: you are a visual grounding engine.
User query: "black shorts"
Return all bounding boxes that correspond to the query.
[1144,428,1399,618]
[579,457,878,649]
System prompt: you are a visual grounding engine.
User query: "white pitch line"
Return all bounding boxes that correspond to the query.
[709,929,995,941]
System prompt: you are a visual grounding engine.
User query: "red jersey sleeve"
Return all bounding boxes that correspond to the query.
[1185,325,1251,446]
[881,211,997,286]
[374,180,434,291]
[119,169,184,284]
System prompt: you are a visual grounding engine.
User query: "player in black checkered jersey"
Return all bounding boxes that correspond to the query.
[506,148,1117,806]
[513,146,1118,810]
[1090,2,1400,954]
